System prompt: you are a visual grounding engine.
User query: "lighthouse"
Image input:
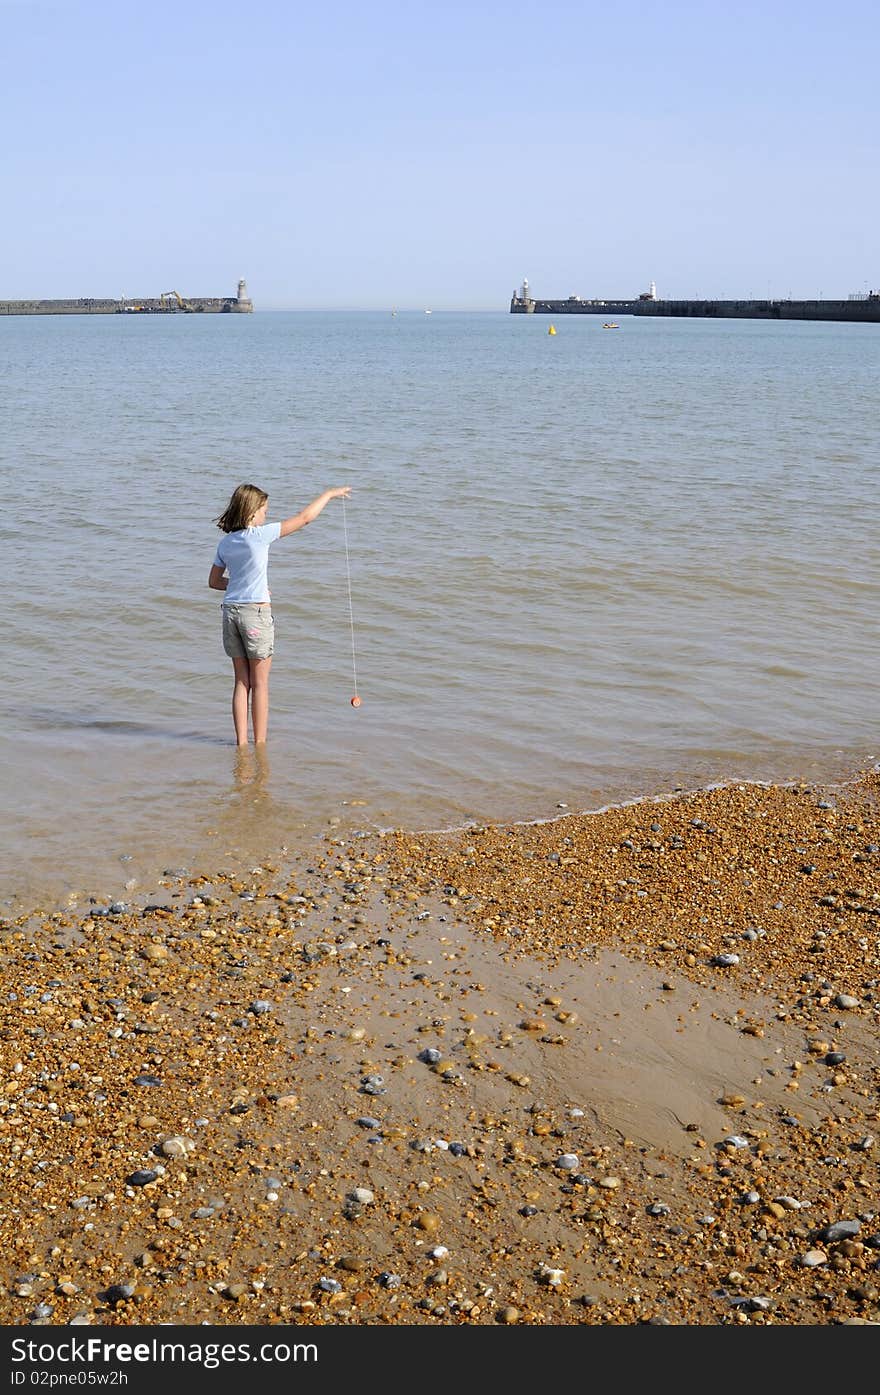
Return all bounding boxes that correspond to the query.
[510,277,535,313]
[237,278,253,310]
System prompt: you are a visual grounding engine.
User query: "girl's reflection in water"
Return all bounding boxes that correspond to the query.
[233,743,271,794]
[216,745,286,860]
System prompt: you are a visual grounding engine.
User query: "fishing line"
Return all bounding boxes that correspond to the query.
[342,497,361,707]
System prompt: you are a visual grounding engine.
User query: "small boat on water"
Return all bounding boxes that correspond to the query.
[602,322,619,329]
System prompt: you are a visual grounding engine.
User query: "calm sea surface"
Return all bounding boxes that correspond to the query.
[2,309,879,905]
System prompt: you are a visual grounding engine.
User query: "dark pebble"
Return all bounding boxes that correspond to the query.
[821,1220,861,1242]
[127,1170,159,1187]
[102,1285,135,1306]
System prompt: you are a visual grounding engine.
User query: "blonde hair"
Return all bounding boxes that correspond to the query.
[215,483,268,533]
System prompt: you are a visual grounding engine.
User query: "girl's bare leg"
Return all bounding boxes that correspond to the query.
[232,657,251,746]
[249,656,272,744]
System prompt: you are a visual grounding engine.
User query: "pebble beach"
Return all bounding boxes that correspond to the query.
[2,768,879,1328]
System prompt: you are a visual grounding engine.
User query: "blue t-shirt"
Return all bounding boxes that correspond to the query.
[213,522,282,604]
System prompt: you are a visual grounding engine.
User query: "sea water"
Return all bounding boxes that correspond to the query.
[2,309,879,903]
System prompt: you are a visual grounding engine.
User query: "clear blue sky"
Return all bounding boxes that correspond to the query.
[2,0,877,308]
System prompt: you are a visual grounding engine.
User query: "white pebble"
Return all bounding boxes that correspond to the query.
[161,1135,196,1159]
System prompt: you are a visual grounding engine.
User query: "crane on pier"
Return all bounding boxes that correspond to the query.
[160,290,193,312]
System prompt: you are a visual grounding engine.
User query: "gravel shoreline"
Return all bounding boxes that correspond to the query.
[2,770,878,1326]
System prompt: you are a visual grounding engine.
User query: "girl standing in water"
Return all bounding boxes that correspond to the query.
[209,482,351,745]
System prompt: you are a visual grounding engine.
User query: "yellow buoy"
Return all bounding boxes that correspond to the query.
[548,324,556,335]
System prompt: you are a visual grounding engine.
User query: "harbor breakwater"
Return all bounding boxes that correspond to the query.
[0,279,253,315]
[510,292,880,324]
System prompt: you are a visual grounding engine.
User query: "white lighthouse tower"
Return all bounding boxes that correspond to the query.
[236,277,253,311]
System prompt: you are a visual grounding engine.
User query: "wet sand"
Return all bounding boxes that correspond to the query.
[1,769,879,1326]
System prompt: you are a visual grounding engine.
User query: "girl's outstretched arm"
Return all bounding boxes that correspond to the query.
[279,486,351,537]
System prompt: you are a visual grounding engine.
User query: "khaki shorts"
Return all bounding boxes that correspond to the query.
[222,603,275,660]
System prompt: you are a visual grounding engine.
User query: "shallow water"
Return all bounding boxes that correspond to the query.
[3,309,879,903]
